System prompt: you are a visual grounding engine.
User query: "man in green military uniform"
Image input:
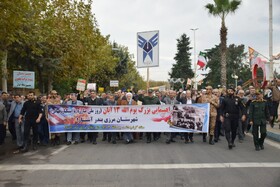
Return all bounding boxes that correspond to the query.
[249,90,270,151]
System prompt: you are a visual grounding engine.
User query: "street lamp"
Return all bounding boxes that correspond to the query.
[191,28,199,90]
[231,74,238,89]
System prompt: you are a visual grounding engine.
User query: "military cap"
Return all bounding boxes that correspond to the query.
[148,89,154,93]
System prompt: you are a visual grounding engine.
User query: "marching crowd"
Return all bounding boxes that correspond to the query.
[0,79,280,154]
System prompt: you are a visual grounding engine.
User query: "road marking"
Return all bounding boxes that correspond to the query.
[1,163,280,171]
[246,134,280,149]
[50,145,68,156]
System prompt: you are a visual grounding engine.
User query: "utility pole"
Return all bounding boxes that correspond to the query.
[269,0,273,80]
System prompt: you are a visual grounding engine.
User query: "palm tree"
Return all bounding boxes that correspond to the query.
[205,0,241,87]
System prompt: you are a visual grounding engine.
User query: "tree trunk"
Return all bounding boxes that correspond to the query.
[1,49,8,92]
[47,70,53,93]
[37,64,44,93]
[220,19,228,87]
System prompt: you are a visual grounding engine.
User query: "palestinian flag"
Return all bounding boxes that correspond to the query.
[197,52,207,70]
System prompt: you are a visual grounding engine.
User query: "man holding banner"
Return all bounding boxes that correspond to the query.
[66,93,83,145]
[138,89,161,143]
[84,91,104,144]
[162,90,180,144]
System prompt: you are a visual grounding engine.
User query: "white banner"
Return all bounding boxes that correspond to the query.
[48,104,209,133]
[87,83,96,90]
[13,71,35,89]
[137,30,159,68]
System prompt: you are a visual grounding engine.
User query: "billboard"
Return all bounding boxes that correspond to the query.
[13,71,35,89]
[137,30,159,68]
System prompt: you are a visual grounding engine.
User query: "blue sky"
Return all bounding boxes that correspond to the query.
[92,0,280,81]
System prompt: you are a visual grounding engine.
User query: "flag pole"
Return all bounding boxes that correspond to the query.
[191,28,198,90]
[147,67,150,92]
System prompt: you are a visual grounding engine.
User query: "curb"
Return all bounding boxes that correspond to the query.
[267,131,280,143]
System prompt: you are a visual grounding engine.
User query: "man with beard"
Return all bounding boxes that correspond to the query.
[220,87,246,149]
[162,90,180,144]
[266,79,280,128]
[19,91,42,152]
[249,90,270,151]
[1,92,13,141]
[47,90,62,146]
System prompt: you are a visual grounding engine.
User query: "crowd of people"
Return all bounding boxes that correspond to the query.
[0,79,280,153]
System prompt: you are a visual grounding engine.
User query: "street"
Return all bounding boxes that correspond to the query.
[0,133,280,187]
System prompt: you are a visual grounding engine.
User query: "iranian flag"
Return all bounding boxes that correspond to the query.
[197,52,207,70]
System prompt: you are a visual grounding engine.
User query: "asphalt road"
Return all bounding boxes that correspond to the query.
[0,133,280,187]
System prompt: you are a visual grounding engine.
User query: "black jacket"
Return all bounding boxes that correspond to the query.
[220,95,246,118]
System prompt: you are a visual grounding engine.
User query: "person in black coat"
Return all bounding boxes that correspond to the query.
[84,91,104,144]
[220,87,246,149]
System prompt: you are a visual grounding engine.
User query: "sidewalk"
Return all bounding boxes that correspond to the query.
[266,122,280,142]
[266,106,280,142]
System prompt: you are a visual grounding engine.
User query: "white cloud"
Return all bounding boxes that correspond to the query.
[92,0,280,81]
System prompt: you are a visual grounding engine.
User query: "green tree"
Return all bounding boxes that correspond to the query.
[0,0,29,92]
[203,44,250,88]
[169,33,194,90]
[108,43,145,92]
[1,0,145,95]
[205,0,241,87]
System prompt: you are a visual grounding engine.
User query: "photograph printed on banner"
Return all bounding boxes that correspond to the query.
[169,105,205,131]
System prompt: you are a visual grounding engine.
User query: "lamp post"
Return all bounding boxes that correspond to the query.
[232,74,238,90]
[191,28,199,90]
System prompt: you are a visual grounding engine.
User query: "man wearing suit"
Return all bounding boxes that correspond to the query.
[0,102,7,145]
[8,94,24,149]
[84,91,104,144]
[162,90,180,144]
[66,93,83,145]
[1,92,13,140]
[182,90,196,143]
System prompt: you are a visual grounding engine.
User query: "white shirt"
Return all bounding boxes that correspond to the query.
[186,98,192,104]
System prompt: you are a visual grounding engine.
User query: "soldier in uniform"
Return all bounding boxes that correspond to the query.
[197,86,219,145]
[249,90,270,151]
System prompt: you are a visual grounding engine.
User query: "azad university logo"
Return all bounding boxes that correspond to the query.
[138,32,159,66]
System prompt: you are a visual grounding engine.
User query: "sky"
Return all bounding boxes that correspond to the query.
[92,0,280,82]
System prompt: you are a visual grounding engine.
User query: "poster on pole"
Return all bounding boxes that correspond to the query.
[110,80,119,87]
[137,30,159,68]
[76,79,86,91]
[13,71,35,89]
[87,83,96,91]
